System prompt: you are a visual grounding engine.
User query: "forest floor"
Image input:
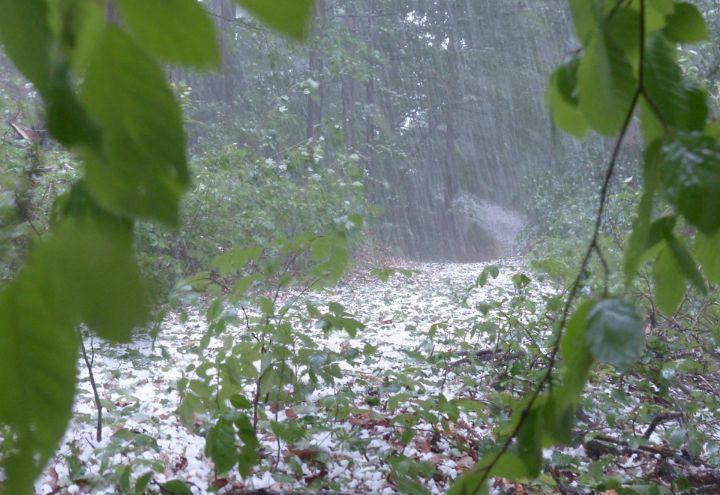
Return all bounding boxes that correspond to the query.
[33,260,720,495]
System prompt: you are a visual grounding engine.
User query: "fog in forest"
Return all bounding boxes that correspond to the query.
[174,0,597,262]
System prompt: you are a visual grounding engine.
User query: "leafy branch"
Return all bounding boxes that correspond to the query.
[451,0,716,494]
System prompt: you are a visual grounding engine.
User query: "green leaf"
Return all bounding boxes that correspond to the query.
[233,0,314,39]
[607,7,640,66]
[388,456,433,495]
[645,216,677,250]
[177,394,203,429]
[41,220,148,341]
[649,0,675,16]
[118,0,221,68]
[546,60,588,137]
[512,273,531,289]
[516,407,543,477]
[119,465,131,493]
[0,1,100,148]
[547,59,589,137]
[492,451,530,479]
[81,27,190,226]
[0,0,52,93]
[542,394,576,446]
[447,470,489,495]
[0,281,78,494]
[560,301,595,399]
[696,231,720,284]
[567,0,602,46]
[708,121,720,139]
[643,33,708,132]
[206,298,224,322]
[270,420,306,444]
[162,480,193,495]
[309,231,349,284]
[476,265,501,287]
[578,22,637,135]
[259,363,296,402]
[45,72,100,148]
[544,301,595,445]
[586,299,645,371]
[234,414,258,477]
[230,394,252,409]
[663,2,709,43]
[205,418,236,474]
[134,472,153,495]
[211,246,262,276]
[653,243,686,314]
[658,132,720,235]
[667,235,707,295]
[57,0,107,74]
[625,142,662,282]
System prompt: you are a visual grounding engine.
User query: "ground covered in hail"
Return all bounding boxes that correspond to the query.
[30,261,720,494]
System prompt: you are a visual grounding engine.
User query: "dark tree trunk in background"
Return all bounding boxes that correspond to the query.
[219,0,237,105]
[306,0,325,140]
[341,5,357,150]
[364,0,377,170]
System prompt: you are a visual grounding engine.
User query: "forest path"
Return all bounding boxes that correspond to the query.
[37,260,553,495]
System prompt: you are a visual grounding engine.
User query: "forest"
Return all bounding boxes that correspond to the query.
[0,0,719,494]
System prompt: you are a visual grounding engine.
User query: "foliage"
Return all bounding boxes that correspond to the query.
[452,1,720,493]
[175,222,363,478]
[0,1,313,493]
[135,146,366,291]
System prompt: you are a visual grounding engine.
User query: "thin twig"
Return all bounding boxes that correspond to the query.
[78,328,103,442]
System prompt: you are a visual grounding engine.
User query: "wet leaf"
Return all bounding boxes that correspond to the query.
[586,299,644,371]
[653,244,685,315]
[658,132,720,235]
[696,230,720,284]
[664,2,709,43]
[233,0,314,40]
[205,418,236,474]
[578,22,637,135]
[81,28,189,226]
[119,0,221,68]
[548,58,588,136]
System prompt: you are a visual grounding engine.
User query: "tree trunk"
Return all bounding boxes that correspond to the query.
[306,0,325,140]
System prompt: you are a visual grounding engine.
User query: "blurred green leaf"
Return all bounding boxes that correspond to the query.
[658,132,720,235]
[0,0,52,93]
[234,414,258,477]
[567,0,602,47]
[162,480,193,495]
[548,58,589,137]
[517,406,543,477]
[0,281,78,495]
[663,2,709,43]
[211,246,262,276]
[81,27,189,226]
[643,33,708,132]
[653,243,685,315]
[205,418,236,474]
[118,0,221,68]
[586,299,644,371]
[625,143,662,282]
[578,11,637,135]
[696,230,720,284]
[667,235,706,295]
[233,0,314,40]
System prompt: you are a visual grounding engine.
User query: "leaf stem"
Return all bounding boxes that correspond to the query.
[78,328,103,442]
